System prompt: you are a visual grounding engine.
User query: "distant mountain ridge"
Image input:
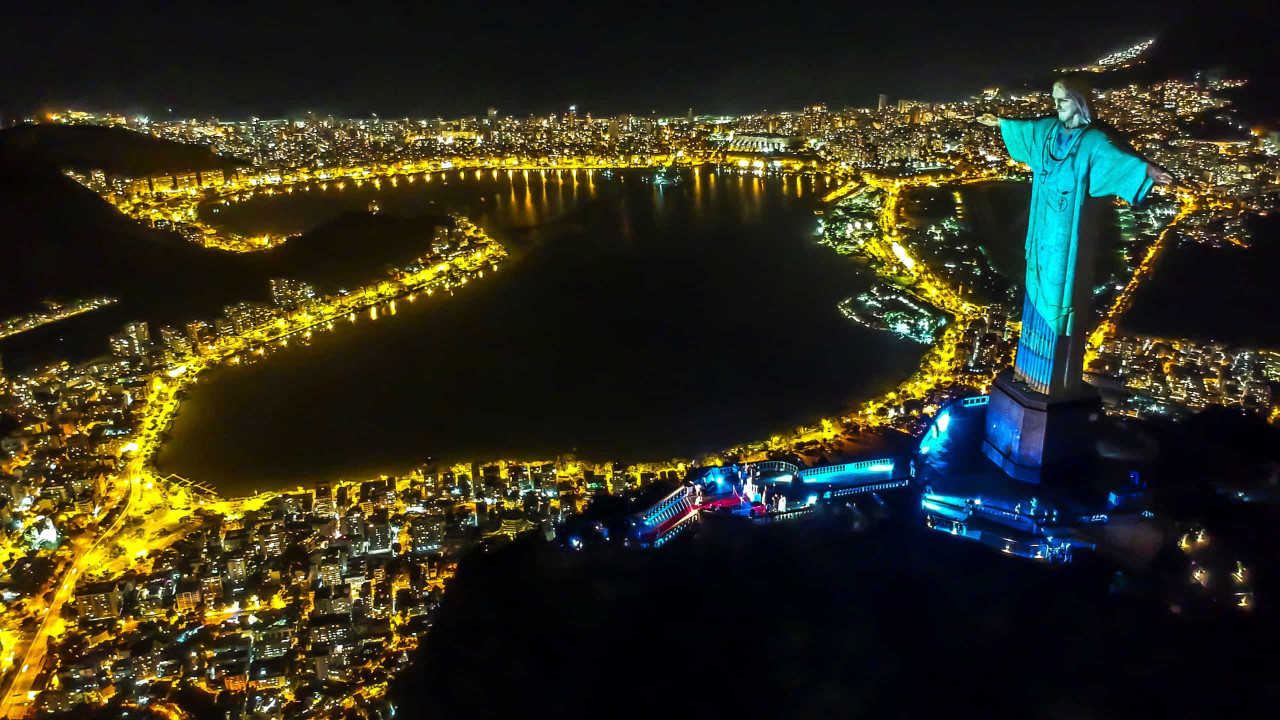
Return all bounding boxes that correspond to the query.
[0,124,243,178]
[1048,4,1280,121]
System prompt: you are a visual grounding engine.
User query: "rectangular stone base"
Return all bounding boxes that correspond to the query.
[982,370,1101,484]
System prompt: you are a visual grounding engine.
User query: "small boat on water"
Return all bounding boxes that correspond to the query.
[653,167,683,186]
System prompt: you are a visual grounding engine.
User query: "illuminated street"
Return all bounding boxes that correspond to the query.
[0,17,1277,720]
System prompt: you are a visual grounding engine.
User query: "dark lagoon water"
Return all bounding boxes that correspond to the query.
[1123,214,1280,347]
[155,168,929,493]
[6,172,1138,495]
[2,168,625,368]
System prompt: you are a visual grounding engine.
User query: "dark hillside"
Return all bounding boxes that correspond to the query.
[0,124,241,177]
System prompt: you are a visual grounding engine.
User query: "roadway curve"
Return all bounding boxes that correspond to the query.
[0,433,148,718]
[0,229,502,716]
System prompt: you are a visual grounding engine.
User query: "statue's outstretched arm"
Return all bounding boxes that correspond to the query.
[987,116,1040,167]
[1089,133,1155,205]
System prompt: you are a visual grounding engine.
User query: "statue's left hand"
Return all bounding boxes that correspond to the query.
[1146,164,1172,185]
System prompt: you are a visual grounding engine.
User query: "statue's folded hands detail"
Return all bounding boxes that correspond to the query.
[977,78,1172,482]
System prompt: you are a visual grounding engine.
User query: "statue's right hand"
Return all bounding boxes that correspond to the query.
[977,114,999,128]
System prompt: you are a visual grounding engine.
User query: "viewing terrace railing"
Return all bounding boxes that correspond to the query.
[652,511,700,548]
[641,486,695,526]
[828,478,911,498]
[749,460,800,477]
[799,458,897,482]
[750,505,815,525]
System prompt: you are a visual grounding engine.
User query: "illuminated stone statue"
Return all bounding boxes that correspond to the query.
[977,78,1170,481]
[978,79,1171,395]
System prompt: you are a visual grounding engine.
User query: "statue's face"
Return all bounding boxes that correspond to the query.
[1052,84,1083,127]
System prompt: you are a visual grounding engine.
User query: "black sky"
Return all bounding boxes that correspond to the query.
[2,0,1213,119]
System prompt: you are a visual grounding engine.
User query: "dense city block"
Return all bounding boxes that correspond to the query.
[1,32,1279,720]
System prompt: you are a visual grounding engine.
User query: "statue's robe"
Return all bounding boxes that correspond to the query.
[999,117,1152,396]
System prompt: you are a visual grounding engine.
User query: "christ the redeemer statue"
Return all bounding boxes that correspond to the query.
[977,78,1171,481]
[978,79,1171,396]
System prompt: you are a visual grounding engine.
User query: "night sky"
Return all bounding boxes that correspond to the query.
[2,0,1218,119]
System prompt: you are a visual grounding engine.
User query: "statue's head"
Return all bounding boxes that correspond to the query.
[1052,77,1093,128]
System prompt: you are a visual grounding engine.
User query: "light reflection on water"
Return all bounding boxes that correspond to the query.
[157,168,919,494]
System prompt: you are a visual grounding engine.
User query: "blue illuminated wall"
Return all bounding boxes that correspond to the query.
[917,397,987,456]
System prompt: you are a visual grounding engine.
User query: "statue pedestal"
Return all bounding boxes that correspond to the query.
[982,369,1101,484]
